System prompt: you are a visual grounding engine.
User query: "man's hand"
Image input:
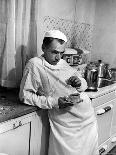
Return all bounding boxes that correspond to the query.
[36,87,45,96]
[58,96,74,109]
[58,94,83,109]
[66,76,81,88]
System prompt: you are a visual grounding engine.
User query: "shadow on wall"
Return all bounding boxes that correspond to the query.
[0,45,29,88]
[0,37,18,88]
[0,46,25,88]
[15,45,29,85]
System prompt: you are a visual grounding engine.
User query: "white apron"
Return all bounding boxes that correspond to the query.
[48,93,98,155]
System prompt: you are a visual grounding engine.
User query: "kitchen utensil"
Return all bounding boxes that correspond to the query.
[110,68,116,82]
[68,93,83,103]
[97,60,111,79]
[63,54,82,66]
[84,63,98,91]
[97,78,113,88]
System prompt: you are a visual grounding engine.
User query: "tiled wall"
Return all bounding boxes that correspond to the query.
[43,16,94,52]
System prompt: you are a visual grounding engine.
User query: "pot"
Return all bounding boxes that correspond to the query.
[110,68,116,82]
[97,77,113,88]
[84,63,98,91]
[97,60,111,79]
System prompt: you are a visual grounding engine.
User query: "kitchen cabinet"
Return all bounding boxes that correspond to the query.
[87,83,116,154]
[0,110,49,155]
[95,101,113,145]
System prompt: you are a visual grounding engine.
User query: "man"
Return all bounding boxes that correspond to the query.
[19,30,98,155]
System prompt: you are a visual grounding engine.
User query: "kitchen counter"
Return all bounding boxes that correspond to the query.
[86,83,116,99]
[0,87,49,155]
[1,83,116,123]
[0,87,38,123]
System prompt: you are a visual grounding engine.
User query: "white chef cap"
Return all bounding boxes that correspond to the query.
[44,30,67,42]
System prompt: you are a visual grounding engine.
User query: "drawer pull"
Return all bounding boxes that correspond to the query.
[13,121,22,129]
[111,137,116,143]
[97,109,105,115]
[99,145,108,155]
[97,104,113,115]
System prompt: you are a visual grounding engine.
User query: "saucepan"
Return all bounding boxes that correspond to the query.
[110,68,116,83]
[84,62,98,91]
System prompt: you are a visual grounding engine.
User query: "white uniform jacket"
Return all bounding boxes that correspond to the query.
[19,56,99,155]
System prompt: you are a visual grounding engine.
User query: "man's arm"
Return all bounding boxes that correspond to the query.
[19,61,73,109]
[19,62,58,109]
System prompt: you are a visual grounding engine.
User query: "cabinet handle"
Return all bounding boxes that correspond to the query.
[13,121,22,129]
[97,104,113,115]
[99,145,108,155]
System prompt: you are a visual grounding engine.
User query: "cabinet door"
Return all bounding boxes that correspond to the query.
[95,101,113,145]
[0,113,35,155]
[0,123,30,155]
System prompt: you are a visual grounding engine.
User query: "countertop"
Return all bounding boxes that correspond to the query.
[86,83,116,99]
[1,83,116,123]
[0,87,38,123]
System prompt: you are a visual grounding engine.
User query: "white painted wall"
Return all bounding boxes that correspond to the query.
[37,0,76,56]
[75,0,96,25]
[92,0,116,67]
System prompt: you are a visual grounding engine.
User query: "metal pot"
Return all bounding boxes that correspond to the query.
[97,60,111,79]
[84,63,98,91]
[110,68,116,82]
[97,77,113,88]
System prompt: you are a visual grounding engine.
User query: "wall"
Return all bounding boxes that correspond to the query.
[38,0,95,53]
[92,0,116,67]
[75,0,96,25]
[38,0,116,67]
[37,0,76,56]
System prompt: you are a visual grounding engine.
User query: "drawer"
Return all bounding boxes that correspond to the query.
[92,90,116,107]
[95,101,113,145]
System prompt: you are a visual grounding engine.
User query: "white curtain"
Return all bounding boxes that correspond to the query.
[0,0,77,88]
[0,0,40,88]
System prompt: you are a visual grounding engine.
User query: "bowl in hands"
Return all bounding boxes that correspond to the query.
[58,96,74,109]
[68,93,83,104]
[58,93,83,109]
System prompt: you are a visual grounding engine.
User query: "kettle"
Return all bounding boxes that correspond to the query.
[97,60,111,79]
[84,62,98,91]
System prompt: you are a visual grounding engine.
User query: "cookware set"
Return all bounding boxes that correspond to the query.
[84,60,116,91]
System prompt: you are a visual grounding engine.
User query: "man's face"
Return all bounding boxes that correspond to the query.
[43,39,66,65]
